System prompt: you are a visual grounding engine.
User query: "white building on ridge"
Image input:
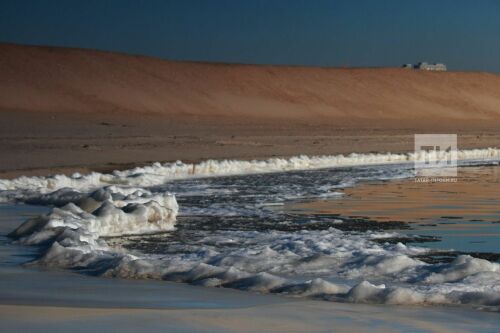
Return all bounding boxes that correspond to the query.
[402,62,447,71]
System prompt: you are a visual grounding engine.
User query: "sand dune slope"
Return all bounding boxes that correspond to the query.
[2,43,500,124]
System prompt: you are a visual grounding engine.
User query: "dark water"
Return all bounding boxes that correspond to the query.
[111,162,500,263]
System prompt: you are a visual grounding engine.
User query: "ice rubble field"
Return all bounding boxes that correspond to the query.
[2,148,500,196]
[2,149,500,308]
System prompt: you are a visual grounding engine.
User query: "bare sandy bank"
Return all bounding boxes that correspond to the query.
[1,43,500,177]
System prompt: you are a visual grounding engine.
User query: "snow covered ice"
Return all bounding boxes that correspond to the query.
[3,149,500,309]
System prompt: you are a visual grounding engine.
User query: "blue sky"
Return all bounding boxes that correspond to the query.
[1,0,499,72]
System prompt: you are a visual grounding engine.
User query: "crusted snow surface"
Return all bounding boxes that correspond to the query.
[3,150,500,309]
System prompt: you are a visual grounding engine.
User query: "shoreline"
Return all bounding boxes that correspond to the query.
[2,127,500,179]
[1,248,499,333]
[2,161,500,332]
[1,140,499,180]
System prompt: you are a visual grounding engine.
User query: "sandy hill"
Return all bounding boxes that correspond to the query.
[3,43,500,177]
[2,43,500,127]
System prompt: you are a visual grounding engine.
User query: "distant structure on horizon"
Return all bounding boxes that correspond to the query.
[402,62,447,71]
